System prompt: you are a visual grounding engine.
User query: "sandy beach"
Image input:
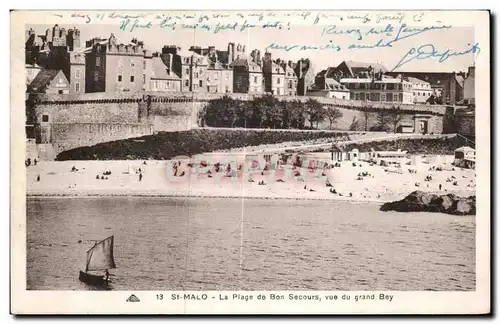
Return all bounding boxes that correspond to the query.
[26,152,476,203]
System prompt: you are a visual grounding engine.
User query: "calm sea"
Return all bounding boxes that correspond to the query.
[27,197,475,291]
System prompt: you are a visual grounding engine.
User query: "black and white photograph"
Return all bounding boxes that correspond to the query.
[10,9,490,314]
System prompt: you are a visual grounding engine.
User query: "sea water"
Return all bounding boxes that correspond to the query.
[26,197,475,291]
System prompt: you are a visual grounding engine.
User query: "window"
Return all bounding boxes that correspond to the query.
[143,74,146,84]
[96,57,101,67]
[214,73,218,80]
[130,75,135,82]
[75,82,80,92]
[418,92,421,96]
[355,93,360,100]
[57,78,65,85]
[143,61,146,69]
[42,114,49,122]
[118,59,124,68]
[131,61,135,68]
[226,85,229,93]
[195,72,199,78]
[381,93,386,101]
[166,81,170,89]
[199,80,203,87]
[277,88,280,95]
[118,75,122,82]
[75,69,81,79]
[413,92,416,95]
[288,80,293,88]
[254,76,258,83]
[277,78,280,84]
[366,93,370,101]
[185,68,189,75]
[94,71,99,81]
[185,80,189,87]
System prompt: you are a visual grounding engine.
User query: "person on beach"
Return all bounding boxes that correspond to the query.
[439,184,442,190]
[36,174,40,182]
[34,159,37,166]
[139,173,143,182]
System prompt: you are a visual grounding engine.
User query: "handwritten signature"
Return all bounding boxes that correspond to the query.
[266,42,341,52]
[392,43,481,71]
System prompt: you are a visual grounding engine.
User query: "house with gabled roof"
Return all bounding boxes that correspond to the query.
[149,56,181,92]
[28,69,70,94]
[332,61,388,80]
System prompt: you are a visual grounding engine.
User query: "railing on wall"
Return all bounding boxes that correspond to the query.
[31,91,450,116]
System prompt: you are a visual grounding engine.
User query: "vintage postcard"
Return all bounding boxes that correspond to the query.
[10,9,490,315]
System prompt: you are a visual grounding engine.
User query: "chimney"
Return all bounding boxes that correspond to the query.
[228,43,234,64]
[264,51,272,61]
[189,46,202,54]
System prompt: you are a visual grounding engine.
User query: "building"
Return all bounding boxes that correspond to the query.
[340,75,414,104]
[232,49,263,94]
[26,63,43,86]
[26,25,84,93]
[201,46,233,93]
[371,150,409,166]
[385,71,465,105]
[453,146,475,169]
[206,61,233,93]
[161,45,209,93]
[308,79,350,99]
[280,60,298,96]
[148,56,181,92]
[85,34,146,93]
[28,69,70,94]
[314,67,335,90]
[294,58,315,96]
[25,25,81,66]
[406,77,433,104]
[331,61,388,80]
[262,52,285,95]
[68,52,86,94]
[463,66,475,106]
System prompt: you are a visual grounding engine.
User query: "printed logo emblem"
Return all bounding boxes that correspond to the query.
[126,294,140,302]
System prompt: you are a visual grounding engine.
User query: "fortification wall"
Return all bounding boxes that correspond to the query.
[28,92,451,157]
[50,123,154,153]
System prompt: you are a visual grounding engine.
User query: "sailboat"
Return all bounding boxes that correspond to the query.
[79,235,116,286]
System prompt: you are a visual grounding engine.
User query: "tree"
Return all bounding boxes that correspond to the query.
[253,94,280,128]
[374,110,391,132]
[305,98,325,129]
[285,99,305,129]
[363,107,371,131]
[324,107,343,130]
[388,111,403,133]
[349,116,361,131]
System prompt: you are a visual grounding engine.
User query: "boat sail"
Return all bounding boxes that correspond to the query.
[79,236,116,286]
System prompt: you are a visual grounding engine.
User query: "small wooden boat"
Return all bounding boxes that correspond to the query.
[79,236,116,287]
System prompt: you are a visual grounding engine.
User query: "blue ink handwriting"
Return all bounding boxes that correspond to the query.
[119,19,152,32]
[392,43,481,71]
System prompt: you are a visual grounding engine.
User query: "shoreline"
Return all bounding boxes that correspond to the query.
[25,156,476,206]
[25,191,386,203]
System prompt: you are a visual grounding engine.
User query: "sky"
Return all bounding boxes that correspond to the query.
[29,21,477,75]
